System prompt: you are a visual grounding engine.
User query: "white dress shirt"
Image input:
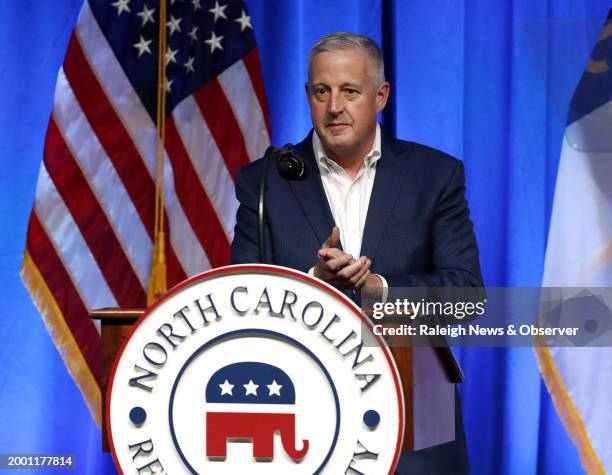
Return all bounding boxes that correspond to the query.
[311,124,388,296]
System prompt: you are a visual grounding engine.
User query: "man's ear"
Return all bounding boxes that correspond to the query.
[376,81,390,112]
[305,81,311,99]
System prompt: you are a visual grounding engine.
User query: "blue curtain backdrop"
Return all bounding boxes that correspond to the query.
[0,1,609,473]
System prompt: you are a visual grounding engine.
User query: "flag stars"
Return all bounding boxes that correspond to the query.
[165,46,178,65]
[188,25,199,43]
[235,10,252,31]
[133,36,152,57]
[219,379,234,395]
[165,78,174,93]
[191,0,201,11]
[137,5,155,26]
[209,1,228,22]
[205,32,224,53]
[244,379,259,396]
[267,380,282,397]
[166,15,182,35]
[111,0,130,16]
[184,57,195,74]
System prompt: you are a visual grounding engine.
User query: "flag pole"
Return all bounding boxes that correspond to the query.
[147,0,168,305]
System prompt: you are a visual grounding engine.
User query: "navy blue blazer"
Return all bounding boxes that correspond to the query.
[231,129,483,290]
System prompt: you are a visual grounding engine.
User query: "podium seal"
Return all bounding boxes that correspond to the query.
[107,264,404,474]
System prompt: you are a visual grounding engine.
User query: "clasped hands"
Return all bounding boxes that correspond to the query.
[313,227,381,291]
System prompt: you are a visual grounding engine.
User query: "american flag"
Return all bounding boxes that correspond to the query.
[21,0,270,427]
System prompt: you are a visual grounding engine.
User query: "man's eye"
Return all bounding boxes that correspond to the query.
[345,89,359,96]
[315,88,327,95]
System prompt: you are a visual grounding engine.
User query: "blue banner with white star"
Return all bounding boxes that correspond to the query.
[206,362,295,404]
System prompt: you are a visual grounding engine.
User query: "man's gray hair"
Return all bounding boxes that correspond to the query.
[308,32,386,84]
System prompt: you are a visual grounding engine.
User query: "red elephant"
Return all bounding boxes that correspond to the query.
[206,411,309,462]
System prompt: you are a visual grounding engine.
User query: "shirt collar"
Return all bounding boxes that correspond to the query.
[312,123,381,173]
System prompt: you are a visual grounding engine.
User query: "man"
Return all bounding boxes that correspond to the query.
[231,32,482,474]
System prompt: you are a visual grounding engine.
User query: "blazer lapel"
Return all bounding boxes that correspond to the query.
[361,133,412,259]
[287,134,337,246]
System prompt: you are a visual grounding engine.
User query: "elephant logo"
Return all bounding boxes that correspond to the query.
[205,361,310,462]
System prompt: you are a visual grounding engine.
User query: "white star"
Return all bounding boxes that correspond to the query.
[133,36,152,57]
[244,379,259,396]
[136,5,155,26]
[111,0,130,16]
[208,1,228,22]
[205,32,224,53]
[166,15,182,36]
[219,379,234,395]
[188,25,199,43]
[191,0,201,11]
[165,78,174,93]
[183,56,195,74]
[235,10,252,31]
[165,46,178,65]
[267,380,282,397]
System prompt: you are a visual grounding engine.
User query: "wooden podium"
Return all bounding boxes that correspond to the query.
[92,310,456,454]
[91,308,143,452]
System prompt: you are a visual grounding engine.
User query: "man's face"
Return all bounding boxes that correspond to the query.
[306,48,389,163]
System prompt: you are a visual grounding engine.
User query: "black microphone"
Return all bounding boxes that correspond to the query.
[275,143,305,181]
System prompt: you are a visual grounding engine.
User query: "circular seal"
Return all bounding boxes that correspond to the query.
[107,265,404,474]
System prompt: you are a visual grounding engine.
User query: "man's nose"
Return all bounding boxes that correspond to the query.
[327,91,343,115]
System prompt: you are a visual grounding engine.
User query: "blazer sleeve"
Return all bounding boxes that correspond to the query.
[384,160,483,289]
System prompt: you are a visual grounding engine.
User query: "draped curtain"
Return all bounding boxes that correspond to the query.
[1,1,609,473]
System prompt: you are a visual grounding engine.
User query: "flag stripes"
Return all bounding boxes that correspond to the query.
[218,60,270,161]
[165,117,232,267]
[45,119,147,307]
[25,214,102,385]
[242,48,272,136]
[21,249,102,422]
[53,72,153,286]
[193,79,252,180]
[171,96,238,239]
[34,166,116,310]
